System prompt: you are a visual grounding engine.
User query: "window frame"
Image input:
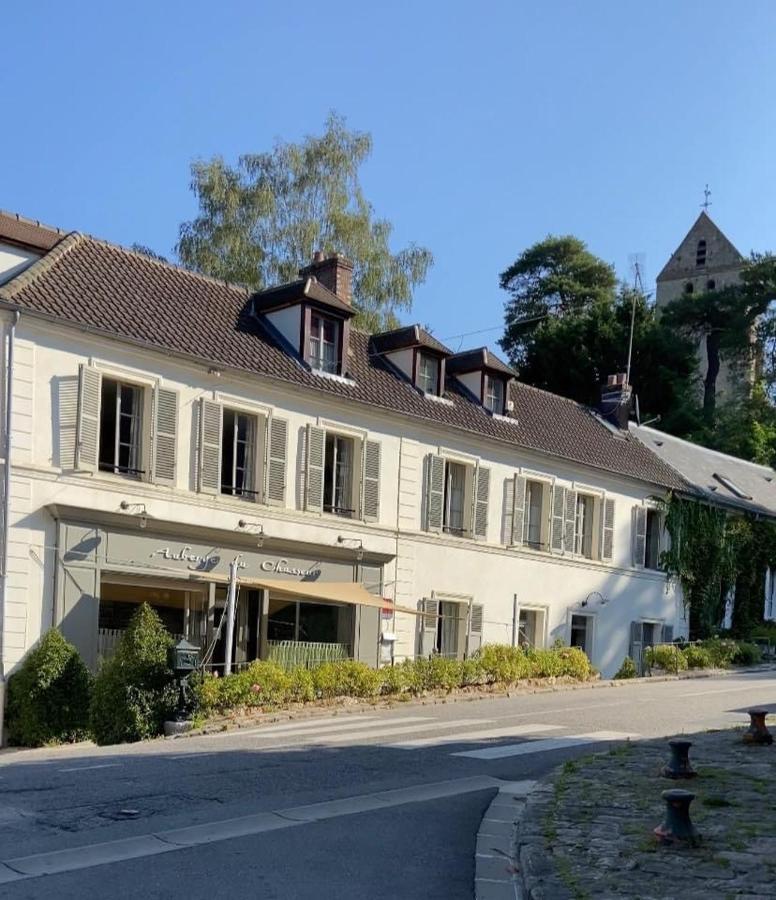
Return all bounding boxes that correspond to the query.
[483,373,506,414]
[568,611,595,658]
[523,479,550,550]
[574,493,596,559]
[416,352,441,395]
[98,376,146,480]
[323,431,359,519]
[517,604,548,649]
[644,507,662,570]
[306,309,342,374]
[696,239,707,267]
[220,407,261,501]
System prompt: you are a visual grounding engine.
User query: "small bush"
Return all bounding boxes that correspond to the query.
[288,666,315,703]
[699,638,737,668]
[90,604,177,745]
[477,645,529,684]
[6,629,91,747]
[645,644,688,673]
[313,660,382,699]
[732,641,762,666]
[683,644,714,669]
[460,656,486,686]
[613,656,638,680]
[379,661,412,695]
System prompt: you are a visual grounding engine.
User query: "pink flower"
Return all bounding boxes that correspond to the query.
[250,684,262,694]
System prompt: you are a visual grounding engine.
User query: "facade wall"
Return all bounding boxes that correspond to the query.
[0,314,685,678]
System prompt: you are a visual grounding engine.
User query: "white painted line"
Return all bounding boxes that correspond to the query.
[389,723,561,750]
[678,686,771,698]
[281,718,492,748]
[58,763,121,773]
[203,715,384,739]
[452,731,637,761]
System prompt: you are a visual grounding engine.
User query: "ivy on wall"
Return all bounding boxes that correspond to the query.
[661,495,776,639]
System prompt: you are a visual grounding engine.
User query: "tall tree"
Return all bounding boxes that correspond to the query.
[177,112,433,332]
[499,235,617,366]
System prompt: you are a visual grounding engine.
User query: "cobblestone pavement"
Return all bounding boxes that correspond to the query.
[517,727,776,899]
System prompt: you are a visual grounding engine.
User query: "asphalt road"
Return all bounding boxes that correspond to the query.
[0,670,773,899]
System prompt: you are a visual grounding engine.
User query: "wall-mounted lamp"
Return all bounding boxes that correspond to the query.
[119,500,148,530]
[337,536,364,562]
[582,591,606,608]
[237,519,265,548]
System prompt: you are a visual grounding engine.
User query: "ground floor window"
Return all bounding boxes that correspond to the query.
[569,613,593,656]
[518,607,546,648]
[435,601,464,658]
[266,595,353,667]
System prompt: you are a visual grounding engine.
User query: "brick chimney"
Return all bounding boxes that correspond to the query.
[599,373,633,429]
[299,251,354,304]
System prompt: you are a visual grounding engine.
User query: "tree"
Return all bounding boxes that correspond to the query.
[130,243,168,263]
[177,112,433,332]
[499,235,617,366]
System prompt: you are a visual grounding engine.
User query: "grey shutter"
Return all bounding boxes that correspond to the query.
[502,476,514,545]
[564,489,578,554]
[75,364,101,471]
[468,603,484,655]
[630,620,644,673]
[58,377,79,469]
[305,424,325,513]
[198,399,222,494]
[265,416,288,506]
[601,496,615,562]
[425,454,445,532]
[551,485,566,552]
[418,598,438,657]
[152,387,178,485]
[632,506,648,566]
[662,624,674,644]
[361,439,381,522]
[474,466,490,540]
[512,474,527,545]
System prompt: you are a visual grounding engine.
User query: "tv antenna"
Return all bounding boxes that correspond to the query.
[625,254,646,384]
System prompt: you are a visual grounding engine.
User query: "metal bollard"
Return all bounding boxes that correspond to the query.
[662,740,696,779]
[743,708,773,746]
[654,789,700,846]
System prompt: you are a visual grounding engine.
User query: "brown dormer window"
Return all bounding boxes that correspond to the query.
[308,312,340,374]
[484,374,505,414]
[416,352,440,395]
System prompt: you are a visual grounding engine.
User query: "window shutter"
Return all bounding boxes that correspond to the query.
[473,466,491,540]
[551,485,566,552]
[629,620,643,659]
[632,506,648,566]
[601,496,615,562]
[512,475,527,546]
[564,489,578,553]
[418,598,438,656]
[468,603,484,655]
[198,399,222,495]
[502,476,514,545]
[76,364,101,471]
[151,387,178,485]
[265,416,288,506]
[305,424,325,513]
[425,454,445,532]
[59,378,79,470]
[661,624,674,644]
[361,439,381,522]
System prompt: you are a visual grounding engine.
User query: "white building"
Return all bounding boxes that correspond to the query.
[0,213,688,718]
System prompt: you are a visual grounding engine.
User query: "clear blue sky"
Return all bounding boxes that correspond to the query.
[2,1,774,353]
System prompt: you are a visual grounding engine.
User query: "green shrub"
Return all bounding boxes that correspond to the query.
[477,645,529,684]
[379,662,412,695]
[288,666,315,702]
[732,641,762,666]
[460,656,486,686]
[312,660,382,699]
[6,629,91,747]
[613,656,638,680]
[644,644,688,673]
[699,638,737,668]
[683,644,714,669]
[90,604,177,745]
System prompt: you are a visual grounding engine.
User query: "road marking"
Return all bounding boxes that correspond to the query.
[677,686,772,698]
[1,775,501,878]
[266,718,492,749]
[58,763,121,773]
[452,731,637,760]
[389,723,562,749]
[203,715,386,739]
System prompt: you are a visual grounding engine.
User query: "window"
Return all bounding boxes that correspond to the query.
[706,279,716,291]
[443,461,468,535]
[309,313,339,374]
[435,601,463,658]
[644,509,661,569]
[221,409,258,499]
[570,614,593,656]
[523,480,546,550]
[323,433,355,517]
[574,494,595,558]
[518,607,546,648]
[484,375,505,414]
[684,282,694,294]
[99,378,144,478]
[696,239,707,267]
[417,353,439,394]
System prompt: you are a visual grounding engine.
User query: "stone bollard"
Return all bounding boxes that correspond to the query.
[743,708,773,746]
[662,740,696,779]
[653,789,700,847]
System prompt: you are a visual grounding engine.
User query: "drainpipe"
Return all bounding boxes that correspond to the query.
[223,557,240,676]
[0,310,20,746]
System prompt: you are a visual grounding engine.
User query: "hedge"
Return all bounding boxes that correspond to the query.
[195,644,595,714]
[644,637,762,674]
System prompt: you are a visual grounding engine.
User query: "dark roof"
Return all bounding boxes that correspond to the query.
[0,232,687,490]
[371,324,451,355]
[0,210,66,253]
[253,276,354,317]
[447,347,515,377]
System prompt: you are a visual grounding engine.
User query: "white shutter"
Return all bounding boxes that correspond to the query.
[473,466,490,540]
[512,474,527,546]
[151,387,178,485]
[59,378,79,470]
[551,485,566,552]
[468,603,484,655]
[632,506,648,567]
[265,416,288,506]
[564,489,578,554]
[418,598,439,656]
[76,364,101,472]
[425,455,445,532]
[601,496,615,562]
[198,399,222,495]
[305,424,325,513]
[361,439,381,522]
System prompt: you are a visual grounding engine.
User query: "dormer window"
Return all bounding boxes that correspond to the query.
[484,375,505,414]
[417,352,440,395]
[309,312,339,374]
[446,347,515,415]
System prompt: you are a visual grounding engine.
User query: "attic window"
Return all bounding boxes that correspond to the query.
[696,240,707,267]
[417,352,440,395]
[712,472,752,500]
[309,312,339,374]
[484,374,505,414]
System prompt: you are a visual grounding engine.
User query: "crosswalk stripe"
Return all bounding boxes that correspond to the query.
[452,731,637,760]
[389,723,563,750]
[267,718,492,749]
[205,716,387,740]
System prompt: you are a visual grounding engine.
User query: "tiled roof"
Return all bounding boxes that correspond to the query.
[0,210,66,252]
[253,277,354,316]
[0,232,687,490]
[447,347,515,377]
[371,324,451,355]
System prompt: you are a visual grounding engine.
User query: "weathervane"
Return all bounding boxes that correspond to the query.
[701,184,712,211]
